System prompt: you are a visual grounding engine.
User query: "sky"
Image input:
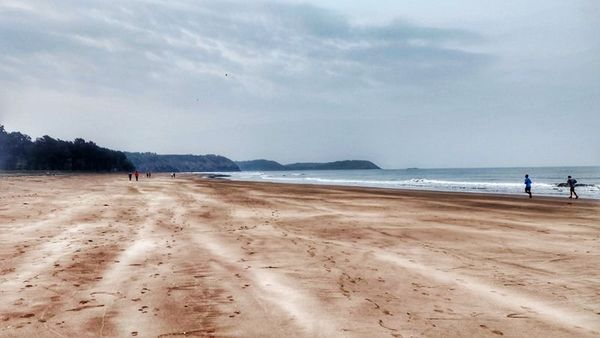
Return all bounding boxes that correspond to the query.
[1,0,599,168]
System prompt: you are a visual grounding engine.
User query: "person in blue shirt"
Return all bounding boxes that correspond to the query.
[524,174,532,198]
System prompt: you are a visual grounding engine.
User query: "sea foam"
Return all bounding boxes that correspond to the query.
[206,167,600,199]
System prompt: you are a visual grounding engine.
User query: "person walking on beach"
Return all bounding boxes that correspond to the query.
[128,172,132,181]
[524,174,532,198]
[134,170,139,182]
[567,176,579,199]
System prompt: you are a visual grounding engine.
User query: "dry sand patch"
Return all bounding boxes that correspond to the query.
[0,174,599,337]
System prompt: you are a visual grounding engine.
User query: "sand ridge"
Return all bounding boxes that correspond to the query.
[0,174,599,337]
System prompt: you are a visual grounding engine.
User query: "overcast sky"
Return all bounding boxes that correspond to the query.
[1,0,599,168]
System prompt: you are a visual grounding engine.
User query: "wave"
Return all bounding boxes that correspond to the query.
[216,171,600,199]
[262,176,565,189]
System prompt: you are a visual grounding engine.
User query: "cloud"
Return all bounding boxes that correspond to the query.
[0,0,488,102]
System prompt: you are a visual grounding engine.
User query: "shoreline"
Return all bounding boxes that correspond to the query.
[213,174,600,203]
[4,169,598,200]
[4,170,599,202]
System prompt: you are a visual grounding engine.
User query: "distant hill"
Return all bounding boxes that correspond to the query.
[1,125,377,173]
[236,159,380,171]
[125,152,240,172]
[285,160,380,170]
[236,159,287,171]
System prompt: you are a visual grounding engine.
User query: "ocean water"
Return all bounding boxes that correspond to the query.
[219,166,600,199]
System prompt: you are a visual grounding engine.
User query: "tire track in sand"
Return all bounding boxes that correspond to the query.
[194,233,343,337]
[375,251,600,335]
[286,233,600,335]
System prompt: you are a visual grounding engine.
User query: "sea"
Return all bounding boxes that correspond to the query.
[216,166,600,199]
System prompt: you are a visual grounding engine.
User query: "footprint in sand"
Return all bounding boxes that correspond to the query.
[507,313,529,318]
[365,298,380,309]
[480,324,504,336]
[378,319,398,333]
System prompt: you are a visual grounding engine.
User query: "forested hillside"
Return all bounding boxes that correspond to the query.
[125,152,240,172]
[0,125,134,171]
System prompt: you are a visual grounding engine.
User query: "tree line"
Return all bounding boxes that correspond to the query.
[0,125,134,171]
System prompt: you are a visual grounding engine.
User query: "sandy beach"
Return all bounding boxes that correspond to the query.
[0,174,599,337]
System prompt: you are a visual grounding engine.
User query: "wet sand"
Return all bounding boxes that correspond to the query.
[1,174,599,337]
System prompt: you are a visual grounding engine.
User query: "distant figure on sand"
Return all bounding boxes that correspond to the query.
[171,172,176,179]
[128,172,132,181]
[567,176,578,199]
[524,174,532,198]
[134,170,139,182]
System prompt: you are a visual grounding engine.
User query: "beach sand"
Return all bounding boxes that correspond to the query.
[0,174,599,337]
